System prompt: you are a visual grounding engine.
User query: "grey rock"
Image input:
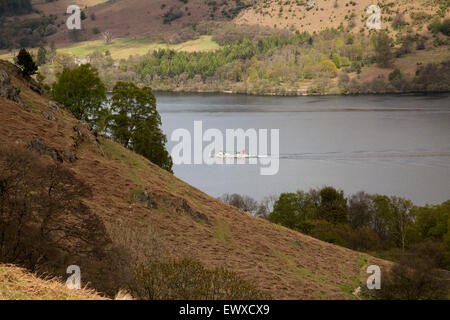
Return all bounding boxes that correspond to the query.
[132,190,158,209]
[45,24,58,36]
[28,137,64,163]
[73,126,84,147]
[180,199,211,225]
[42,111,56,121]
[28,137,47,155]
[0,68,21,103]
[28,78,42,94]
[48,100,60,111]
[63,151,77,163]
[47,149,63,163]
[22,100,31,111]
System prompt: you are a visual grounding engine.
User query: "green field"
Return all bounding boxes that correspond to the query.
[0,35,220,61]
[57,35,221,60]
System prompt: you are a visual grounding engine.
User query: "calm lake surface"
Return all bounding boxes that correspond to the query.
[156,93,450,205]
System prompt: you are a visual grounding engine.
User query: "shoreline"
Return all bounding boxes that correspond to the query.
[149,88,450,98]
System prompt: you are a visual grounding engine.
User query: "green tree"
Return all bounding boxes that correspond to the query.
[374,196,415,250]
[133,117,173,173]
[370,31,394,67]
[413,201,449,241]
[36,46,47,66]
[319,59,339,77]
[16,48,37,77]
[269,193,302,229]
[331,52,341,69]
[109,81,173,172]
[48,42,56,64]
[269,191,315,231]
[316,186,348,224]
[51,64,107,126]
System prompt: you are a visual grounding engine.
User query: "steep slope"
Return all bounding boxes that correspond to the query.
[0,59,388,299]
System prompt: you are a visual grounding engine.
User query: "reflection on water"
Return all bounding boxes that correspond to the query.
[157,93,450,205]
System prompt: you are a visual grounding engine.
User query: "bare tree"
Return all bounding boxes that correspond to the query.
[102,31,113,44]
[256,194,279,218]
[219,193,258,214]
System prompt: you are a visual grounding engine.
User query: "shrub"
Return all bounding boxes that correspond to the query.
[441,18,450,36]
[389,69,402,82]
[133,258,271,300]
[371,254,448,300]
[163,6,184,24]
[428,17,443,34]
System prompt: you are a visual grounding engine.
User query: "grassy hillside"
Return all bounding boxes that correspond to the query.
[0,59,391,299]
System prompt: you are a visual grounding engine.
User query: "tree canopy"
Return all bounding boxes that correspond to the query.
[52,64,107,126]
[16,48,37,77]
[109,81,173,172]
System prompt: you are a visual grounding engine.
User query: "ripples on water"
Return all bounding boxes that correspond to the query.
[157,93,450,205]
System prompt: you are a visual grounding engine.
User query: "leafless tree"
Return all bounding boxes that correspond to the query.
[102,31,113,44]
[219,193,258,214]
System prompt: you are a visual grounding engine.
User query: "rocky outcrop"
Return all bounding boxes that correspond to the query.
[28,137,77,164]
[73,126,84,147]
[42,111,56,121]
[163,196,211,225]
[63,151,78,163]
[131,189,210,225]
[48,100,60,111]
[28,137,47,155]
[131,190,158,209]
[0,68,21,103]
[0,60,47,101]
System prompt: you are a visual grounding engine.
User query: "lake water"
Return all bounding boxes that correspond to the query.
[156,93,450,206]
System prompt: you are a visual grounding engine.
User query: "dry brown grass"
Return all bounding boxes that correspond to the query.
[0,264,107,300]
[355,46,450,83]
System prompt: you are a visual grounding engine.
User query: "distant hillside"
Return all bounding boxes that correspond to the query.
[0,59,390,299]
[18,0,253,45]
[234,0,449,35]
